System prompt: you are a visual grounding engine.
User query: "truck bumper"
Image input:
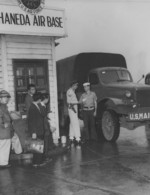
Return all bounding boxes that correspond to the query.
[126,107,150,122]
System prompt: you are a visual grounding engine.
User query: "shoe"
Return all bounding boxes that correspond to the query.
[32,164,38,168]
[69,139,74,145]
[84,139,90,143]
[80,139,85,144]
[61,143,66,147]
[0,164,11,169]
[75,140,82,146]
[44,157,52,163]
[32,162,47,167]
[39,162,47,167]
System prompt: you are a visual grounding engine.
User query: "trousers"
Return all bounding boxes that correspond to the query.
[0,139,11,165]
[83,110,97,140]
[32,135,44,165]
[68,109,81,141]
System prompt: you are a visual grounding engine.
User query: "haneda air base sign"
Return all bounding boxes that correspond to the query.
[0,1,67,37]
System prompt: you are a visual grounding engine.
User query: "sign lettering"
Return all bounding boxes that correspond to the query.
[129,112,150,121]
[0,12,63,28]
[0,5,66,37]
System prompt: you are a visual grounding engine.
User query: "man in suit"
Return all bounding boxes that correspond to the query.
[25,84,36,114]
[28,92,45,167]
[28,92,44,138]
[38,93,53,161]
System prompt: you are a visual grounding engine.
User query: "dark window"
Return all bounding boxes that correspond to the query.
[89,73,99,85]
[13,60,49,112]
[100,69,132,84]
[145,74,150,85]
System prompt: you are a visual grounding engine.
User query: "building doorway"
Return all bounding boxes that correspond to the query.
[13,59,49,112]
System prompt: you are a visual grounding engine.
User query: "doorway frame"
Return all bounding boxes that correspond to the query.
[13,59,49,111]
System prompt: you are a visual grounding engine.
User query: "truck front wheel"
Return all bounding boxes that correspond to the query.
[100,110,120,142]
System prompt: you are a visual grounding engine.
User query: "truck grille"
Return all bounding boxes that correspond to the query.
[136,90,150,107]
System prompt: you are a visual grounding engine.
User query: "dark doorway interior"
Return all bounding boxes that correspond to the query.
[13,59,49,112]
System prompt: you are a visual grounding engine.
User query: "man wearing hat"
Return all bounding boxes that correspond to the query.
[79,82,97,141]
[66,80,81,145]
[0,90,13,168]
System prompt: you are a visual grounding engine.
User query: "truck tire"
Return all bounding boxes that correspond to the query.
[100,109,120,142]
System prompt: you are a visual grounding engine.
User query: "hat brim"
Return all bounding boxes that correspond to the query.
[83,82,90,87]
[0,95,11,98]
[83,84,90,87]
[71,82,78,86]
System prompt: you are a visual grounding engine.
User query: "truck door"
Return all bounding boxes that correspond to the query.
[88,72,103,101]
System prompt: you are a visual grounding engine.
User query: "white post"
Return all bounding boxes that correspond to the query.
[1,35,8,91]
[51,37,60,144]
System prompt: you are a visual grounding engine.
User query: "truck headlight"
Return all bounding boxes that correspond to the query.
[125,90,131,98]
[132,104,136,108]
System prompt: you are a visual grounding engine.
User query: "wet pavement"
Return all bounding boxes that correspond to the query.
[1,126,150,195]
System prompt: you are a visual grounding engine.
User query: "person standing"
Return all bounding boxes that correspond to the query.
[25,84,36,113]
[38,93,53,161]
[79,82,97,141]
[66,81,81,145]
[28,92,45,167]
[0,90,13,168]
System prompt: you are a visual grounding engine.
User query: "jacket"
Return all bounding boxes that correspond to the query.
[0,104,13,140]
[28,103,44,137]
[38,103,50,136]
[25,93,33,113]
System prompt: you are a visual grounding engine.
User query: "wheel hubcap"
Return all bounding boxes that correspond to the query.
[102,111,114,140]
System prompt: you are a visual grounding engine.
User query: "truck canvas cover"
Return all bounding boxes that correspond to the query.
[56,52,127,93]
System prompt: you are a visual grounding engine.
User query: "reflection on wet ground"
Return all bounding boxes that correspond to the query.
[1,126,150,195]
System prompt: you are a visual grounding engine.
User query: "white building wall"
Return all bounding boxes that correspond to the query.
[0,38,3,90]
[0,0,66,140]
[0,34,59,138]
[0,0,16,4]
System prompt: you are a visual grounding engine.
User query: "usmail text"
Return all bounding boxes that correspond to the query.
[0,12,63,28]
[129,112,150,121]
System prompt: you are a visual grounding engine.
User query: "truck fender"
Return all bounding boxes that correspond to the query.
[98,98,124,114]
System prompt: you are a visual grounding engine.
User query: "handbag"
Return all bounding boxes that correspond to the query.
[25,138,44,154]
[11,132,23,154]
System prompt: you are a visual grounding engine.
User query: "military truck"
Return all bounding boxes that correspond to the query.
[56,52,150,142]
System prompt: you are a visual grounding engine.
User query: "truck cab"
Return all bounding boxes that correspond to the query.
[88,67,132,104]
[87,67,150,141]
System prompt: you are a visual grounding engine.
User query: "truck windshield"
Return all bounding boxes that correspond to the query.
[100,69,132,84]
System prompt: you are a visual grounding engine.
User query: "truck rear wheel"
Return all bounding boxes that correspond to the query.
[100,109,120,142]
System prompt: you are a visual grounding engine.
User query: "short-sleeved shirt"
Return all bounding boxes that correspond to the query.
[79,91,97,108]
[66,88,78,104]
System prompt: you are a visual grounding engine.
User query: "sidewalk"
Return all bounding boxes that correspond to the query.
[10,145,69,165]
